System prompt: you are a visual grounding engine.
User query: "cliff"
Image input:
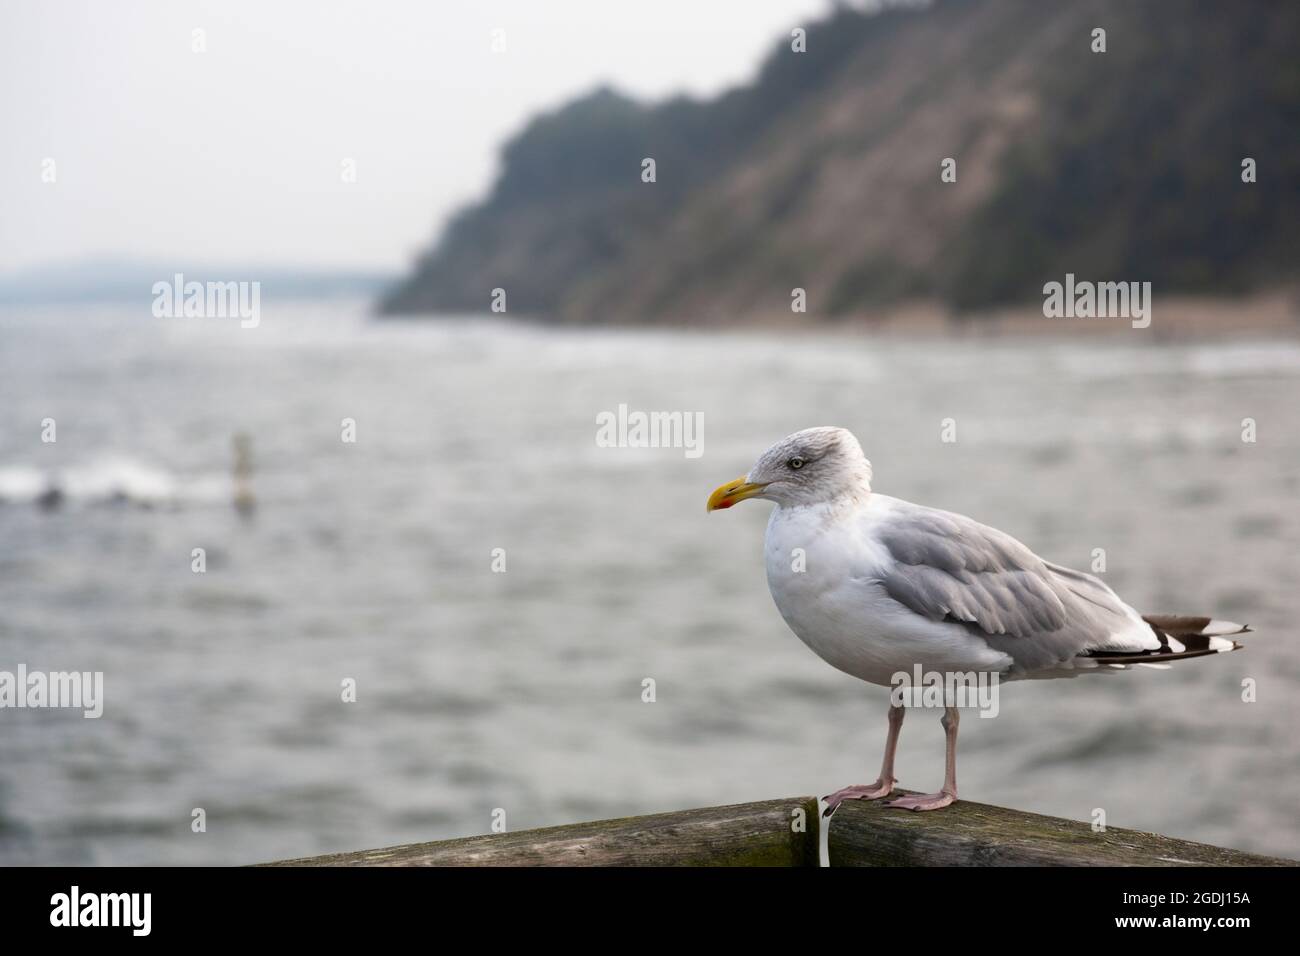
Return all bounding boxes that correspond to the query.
[381,0,1300,325]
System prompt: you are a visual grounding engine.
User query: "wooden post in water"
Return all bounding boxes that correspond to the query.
[232,432,255,517]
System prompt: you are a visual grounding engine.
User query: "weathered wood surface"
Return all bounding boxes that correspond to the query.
[826,791,1296,867]
[261,793,1296,867]
[261,797,819,867]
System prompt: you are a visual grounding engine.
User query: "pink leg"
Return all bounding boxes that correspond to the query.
[887,706,958,811]
[823,703,905,816]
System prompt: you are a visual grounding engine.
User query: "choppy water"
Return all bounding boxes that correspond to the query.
[1,301,1297,865]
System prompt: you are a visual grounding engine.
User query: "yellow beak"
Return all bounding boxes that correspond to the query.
[707,475,768,512]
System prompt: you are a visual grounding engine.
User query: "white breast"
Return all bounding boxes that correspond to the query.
[762,495,1013,687]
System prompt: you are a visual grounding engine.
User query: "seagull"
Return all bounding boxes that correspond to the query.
[707,426,1250,813]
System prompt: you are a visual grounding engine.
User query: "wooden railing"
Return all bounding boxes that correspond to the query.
[261,793,1295,867]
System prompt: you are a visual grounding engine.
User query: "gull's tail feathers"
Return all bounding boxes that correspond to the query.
[1082,615,1249,666]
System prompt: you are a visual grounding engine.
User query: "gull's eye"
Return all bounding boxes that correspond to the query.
[788,456,805,470]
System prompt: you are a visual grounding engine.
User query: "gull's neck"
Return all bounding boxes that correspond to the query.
[777,472,873,519]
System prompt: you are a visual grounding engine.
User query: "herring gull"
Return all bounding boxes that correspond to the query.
[707,426,1250,813]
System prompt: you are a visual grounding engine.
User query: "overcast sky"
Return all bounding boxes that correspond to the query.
[1,0,837,275]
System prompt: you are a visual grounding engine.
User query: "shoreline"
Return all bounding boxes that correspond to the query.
[375,288,1300,341]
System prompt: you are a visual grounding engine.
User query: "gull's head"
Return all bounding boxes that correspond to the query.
[707,426,872,512]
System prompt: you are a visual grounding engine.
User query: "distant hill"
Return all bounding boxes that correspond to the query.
[381,0,1300,324]
[0,258,395,305]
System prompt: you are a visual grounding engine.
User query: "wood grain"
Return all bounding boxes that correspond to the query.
[826,791,1296,867]
[261,796,820,867]
[260,793,1296,867]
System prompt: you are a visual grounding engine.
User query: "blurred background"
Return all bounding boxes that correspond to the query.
[2,0,1298,865]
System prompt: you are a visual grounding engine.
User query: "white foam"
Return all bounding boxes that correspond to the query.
[0,458,229,507]
[0,465,46,501]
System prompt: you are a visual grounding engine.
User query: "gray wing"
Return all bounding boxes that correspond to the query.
[876,502,1143,672]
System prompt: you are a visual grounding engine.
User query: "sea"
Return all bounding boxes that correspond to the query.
[1,300,1297,864]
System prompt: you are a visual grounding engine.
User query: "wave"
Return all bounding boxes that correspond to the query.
[0,457,230,508]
